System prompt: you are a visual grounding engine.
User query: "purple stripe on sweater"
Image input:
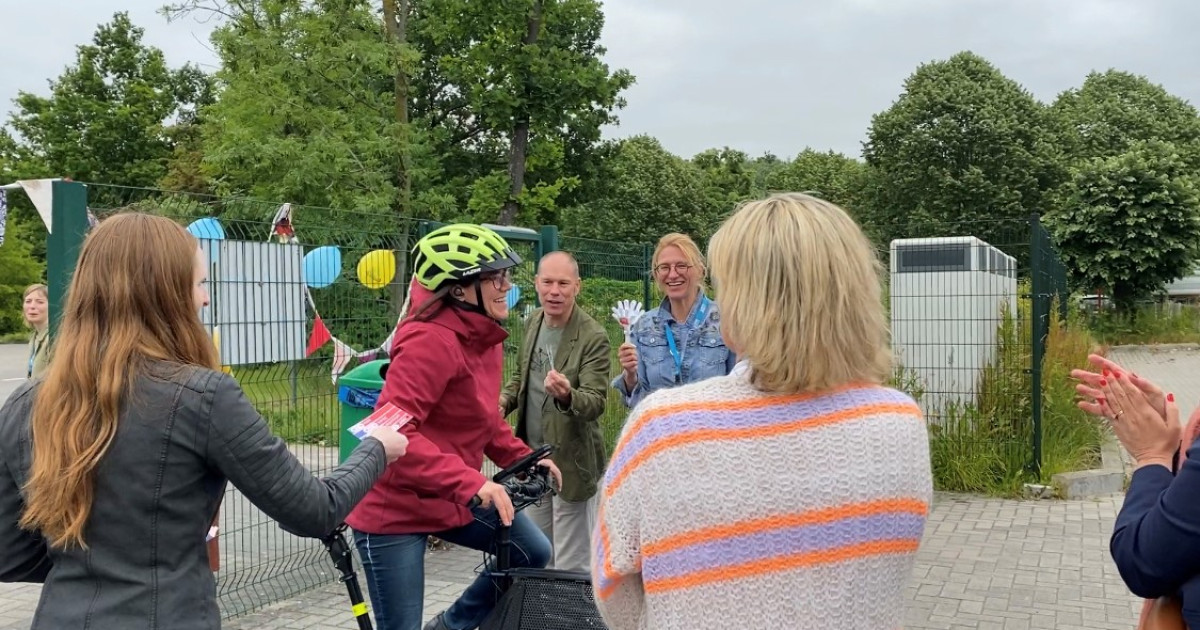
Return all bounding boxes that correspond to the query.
[607,386,913,485]
[642,512,926,583]
[593,533,611,592]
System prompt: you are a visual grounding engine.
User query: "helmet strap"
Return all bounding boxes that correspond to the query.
[446,279,498,321]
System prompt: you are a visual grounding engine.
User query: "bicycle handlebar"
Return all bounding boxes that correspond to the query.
[494,444,553,483]
[466,444,555,510]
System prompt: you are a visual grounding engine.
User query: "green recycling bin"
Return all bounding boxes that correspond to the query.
[337,359,391,463]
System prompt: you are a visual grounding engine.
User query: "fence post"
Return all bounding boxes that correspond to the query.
[1056,262,1069,322]
[1029,213,1047,478]
[539,224,558,257]
[46,181,89,339]
[641,243,652,309]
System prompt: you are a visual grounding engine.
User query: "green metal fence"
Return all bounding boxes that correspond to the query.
[44,182,659,619]
[39,182,1075,617]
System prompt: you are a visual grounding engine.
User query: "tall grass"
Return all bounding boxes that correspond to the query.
[906,296,1105,496]
[1087,301,1200,346]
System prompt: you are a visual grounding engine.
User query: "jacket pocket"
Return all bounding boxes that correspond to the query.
[636,330,676,384]
[547,412,600,501]
[696,330,729,366]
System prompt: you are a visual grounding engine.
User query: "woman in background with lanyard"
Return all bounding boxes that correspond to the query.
[613,232,737,409]
[22,284,49,379]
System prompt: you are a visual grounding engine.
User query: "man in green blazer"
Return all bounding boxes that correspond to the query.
[500,251,611,573]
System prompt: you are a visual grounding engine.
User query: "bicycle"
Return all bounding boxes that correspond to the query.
[473,445,607,630]
[318,443,608,630]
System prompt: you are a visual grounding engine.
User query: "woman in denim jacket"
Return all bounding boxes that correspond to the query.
[612,232,737,409]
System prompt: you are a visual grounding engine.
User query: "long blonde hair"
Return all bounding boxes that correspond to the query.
[20,212,219,549]
[707,192,892,394]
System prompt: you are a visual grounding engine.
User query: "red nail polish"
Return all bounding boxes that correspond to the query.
[1169,393,1175,402]
[1100,379,1107,386]
[1103,369,1111,377]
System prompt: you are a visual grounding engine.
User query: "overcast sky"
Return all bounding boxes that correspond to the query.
[3,0,1197,161]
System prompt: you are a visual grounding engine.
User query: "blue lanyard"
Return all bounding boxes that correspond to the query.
[662,295,710,382]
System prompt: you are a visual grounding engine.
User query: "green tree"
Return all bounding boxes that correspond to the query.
[408,0,634,226]
[0,214,45,336]
[763,149,868,217]
[862,51,1064,247]
[165,0,412,219]
[0,130,47,261]
[1048,140,1200,309]
[1051,70,1200,168]
[692,147,755,216]
[6,12,212,191]
[561,135,713,243]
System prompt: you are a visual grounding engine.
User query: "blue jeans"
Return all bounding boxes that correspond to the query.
[353,508,551,630]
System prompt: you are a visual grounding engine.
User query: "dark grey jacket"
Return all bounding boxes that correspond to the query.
[0,362,387,629]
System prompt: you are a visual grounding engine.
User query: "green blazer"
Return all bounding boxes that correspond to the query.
[500,306,611,502]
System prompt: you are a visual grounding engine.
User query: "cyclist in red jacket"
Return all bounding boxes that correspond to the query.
[345,224,561,630]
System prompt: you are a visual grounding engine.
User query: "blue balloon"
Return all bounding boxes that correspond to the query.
[186,218,226,264]
[506,285,521,309]
[303,246,342,289]
[186,217,226,241]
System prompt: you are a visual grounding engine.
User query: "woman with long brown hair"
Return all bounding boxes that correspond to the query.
[0,212,409,629]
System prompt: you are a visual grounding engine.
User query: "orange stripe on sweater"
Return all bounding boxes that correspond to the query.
[595,517,640,596]
[641,497,930,557]
[611,383,870,457]
[643,538,921,595]
[605,401,921,498]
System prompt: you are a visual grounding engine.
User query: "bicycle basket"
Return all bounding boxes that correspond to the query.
[479,569,608,630]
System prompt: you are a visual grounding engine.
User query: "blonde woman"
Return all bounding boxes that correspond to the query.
[592,193,934,629]
[0,213,409,629]
[612,232,736,409]
[22,284,49,379]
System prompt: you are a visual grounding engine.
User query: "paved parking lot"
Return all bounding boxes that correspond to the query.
[210,491,1144,630]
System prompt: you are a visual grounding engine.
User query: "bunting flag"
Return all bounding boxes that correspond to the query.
[330,338,356,383]
[0,189,6,247]
[306,314,332,357]
[16,179,53,232]
[303,276,417,383]
[270,203,297,243]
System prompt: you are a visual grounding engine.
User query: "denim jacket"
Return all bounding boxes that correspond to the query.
[611,295,737,409]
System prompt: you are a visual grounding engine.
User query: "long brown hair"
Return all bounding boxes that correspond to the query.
[20,212,219,549]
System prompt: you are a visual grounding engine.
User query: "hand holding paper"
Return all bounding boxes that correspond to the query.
[348,402,413,463]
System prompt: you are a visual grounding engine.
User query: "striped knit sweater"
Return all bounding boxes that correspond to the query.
[591,367,933,630]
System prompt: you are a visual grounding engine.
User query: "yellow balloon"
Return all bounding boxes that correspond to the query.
[357,249,397,289]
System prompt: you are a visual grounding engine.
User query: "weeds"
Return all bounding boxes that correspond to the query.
[1087,301,1200,346]
[897,295,1105,497]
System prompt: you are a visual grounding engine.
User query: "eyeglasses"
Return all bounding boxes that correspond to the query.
[481,269,512,290]
[654,263,693,276]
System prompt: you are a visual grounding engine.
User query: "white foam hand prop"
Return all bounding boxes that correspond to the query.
[611,300,645,344]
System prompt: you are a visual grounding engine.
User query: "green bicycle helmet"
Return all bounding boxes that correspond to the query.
[411,223,523,292]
